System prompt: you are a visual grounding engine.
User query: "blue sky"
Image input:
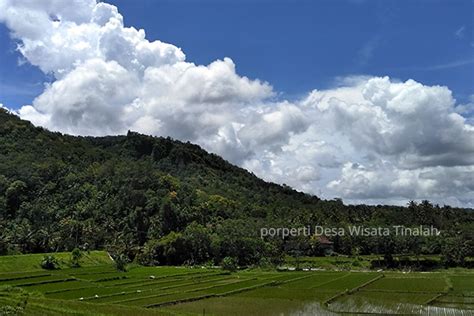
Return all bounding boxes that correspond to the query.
[0,0,473,207]
[1,0,472,109]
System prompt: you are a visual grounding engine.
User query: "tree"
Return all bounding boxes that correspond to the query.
[70,248,82,267]
[114,253,129,272]
[182,222,211,264]
[160,198,180,234]
[0,175,8,195]
[0,108,473,269]
[375,234,396,267]
[0,234,8,255]
[137,239,160,266]
[5,180,27,217]
[221,256,237,272]
[156,232,186,265]
[309,235,323,256]
[441,237,467,267]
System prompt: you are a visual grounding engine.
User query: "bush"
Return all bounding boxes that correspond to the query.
[41,255,59,270]
[114,254,129,272]
[258,257,273,269]
[70,248,83,267]
[221,256,238,272]
[136,241,160,266]
[0,306,24,315]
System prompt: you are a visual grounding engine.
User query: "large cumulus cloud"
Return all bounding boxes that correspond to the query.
[299,78,474,206]
[1,0,473,207]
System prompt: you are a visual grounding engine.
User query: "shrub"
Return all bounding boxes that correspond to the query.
[41,255,59,270]
[258,257,273,269]
[0,305,24,315]
[114,254,129,272]
[70,248,83,267]
[221,256,238,272]
[136,239,160,266]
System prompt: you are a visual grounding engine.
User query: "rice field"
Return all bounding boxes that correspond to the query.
[0,252,473,315]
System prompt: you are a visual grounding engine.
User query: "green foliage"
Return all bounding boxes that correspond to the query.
[40,255,59,270]
[441,236,468,267]
[0,253,473,315]
[182,222,212,264]
[221,256,238,272]
[154,232,186,265]
[5,180,27,217]
[114,253,129,272]
[0,109,473,268]
[70,248,82,267]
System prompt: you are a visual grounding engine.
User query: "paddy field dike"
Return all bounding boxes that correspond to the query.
[0,251,473,315]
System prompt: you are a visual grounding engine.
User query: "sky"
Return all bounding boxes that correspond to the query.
[0,0,473,207]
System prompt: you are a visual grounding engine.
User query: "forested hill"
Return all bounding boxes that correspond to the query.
[0,108,473,267]
[0,107,320,215]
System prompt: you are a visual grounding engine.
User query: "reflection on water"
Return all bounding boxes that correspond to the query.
[289,302,338,316]
[288,299,474,316]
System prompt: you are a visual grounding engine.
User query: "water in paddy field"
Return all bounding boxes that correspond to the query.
[288,302,338,315]
[288,300,474,315]
[421,307,474,316]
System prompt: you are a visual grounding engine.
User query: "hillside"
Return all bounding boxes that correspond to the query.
[0,108,473,268]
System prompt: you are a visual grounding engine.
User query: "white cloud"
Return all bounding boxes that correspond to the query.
[455,26,465,39]
[295,78,474,205]
[1,0,473,207]
[456,95,474,125]
[328,162,474,208]
[23,58,139,135]
[303,77,474,168]
[357,35,380,66]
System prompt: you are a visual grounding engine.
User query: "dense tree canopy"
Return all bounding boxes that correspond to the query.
[0,108,472,267]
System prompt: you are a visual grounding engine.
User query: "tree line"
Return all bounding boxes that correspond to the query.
[0,108,473,269]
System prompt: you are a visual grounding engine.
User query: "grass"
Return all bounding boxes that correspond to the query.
[27,280,96,293]
[284,255,474,272]
[449,275,474,295]
[3,296,176,316]
[314,272,379,291]
[0,252,473,315]
[0,251,112,273]
[165,296,331,316]
[363,276,448,293]
[284,255,372,270]
[278,272,344,289]
[328,292,439,314]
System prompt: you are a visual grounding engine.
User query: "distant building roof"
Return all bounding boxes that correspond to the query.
[318,235,333,245]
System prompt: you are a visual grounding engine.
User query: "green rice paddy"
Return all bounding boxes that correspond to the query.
[0,252,473,315]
